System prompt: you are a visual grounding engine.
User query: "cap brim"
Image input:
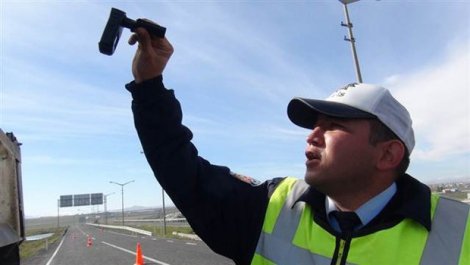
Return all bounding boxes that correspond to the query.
[287,97,376,129]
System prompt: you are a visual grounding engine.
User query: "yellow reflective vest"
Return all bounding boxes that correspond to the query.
[252,177,470,265]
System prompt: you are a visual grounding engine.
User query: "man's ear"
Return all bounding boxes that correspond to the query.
[376,140,406,171]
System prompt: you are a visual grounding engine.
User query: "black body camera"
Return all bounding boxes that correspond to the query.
[99,8,166,55]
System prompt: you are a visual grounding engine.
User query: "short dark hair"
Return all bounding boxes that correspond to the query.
[368,119,410,177]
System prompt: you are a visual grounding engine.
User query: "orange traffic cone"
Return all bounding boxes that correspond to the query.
[134,242,144,265]
[86,235,93,247]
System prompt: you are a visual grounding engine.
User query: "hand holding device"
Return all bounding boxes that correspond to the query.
[99,8,166,55]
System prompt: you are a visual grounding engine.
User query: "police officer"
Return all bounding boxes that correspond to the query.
[126,26,470,265]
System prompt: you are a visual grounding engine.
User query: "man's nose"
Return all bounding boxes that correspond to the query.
[306,126,324,146]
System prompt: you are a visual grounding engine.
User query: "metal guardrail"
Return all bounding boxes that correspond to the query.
[172,232,201,241]
[86,223,152,236]
[25,233,54,241]
[122,218,187,223]
[24,230,61,251]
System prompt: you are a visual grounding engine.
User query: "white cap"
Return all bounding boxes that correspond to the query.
[287,83,415,153]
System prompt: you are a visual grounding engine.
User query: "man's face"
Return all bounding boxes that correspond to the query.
[304,115,379,195]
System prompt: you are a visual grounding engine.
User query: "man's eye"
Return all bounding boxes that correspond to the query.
[330,122,345,129]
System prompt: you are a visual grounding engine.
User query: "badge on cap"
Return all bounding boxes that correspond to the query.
[230,171,262,186]
[329,83,358,98]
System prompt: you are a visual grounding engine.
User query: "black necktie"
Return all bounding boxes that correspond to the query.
[330,211,362,234]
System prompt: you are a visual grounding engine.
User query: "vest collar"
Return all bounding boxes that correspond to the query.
[295,174,432,232]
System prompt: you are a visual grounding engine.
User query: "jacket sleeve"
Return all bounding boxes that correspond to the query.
[126,76,278,265]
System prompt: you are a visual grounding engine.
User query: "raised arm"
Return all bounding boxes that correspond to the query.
[126,24,275,265]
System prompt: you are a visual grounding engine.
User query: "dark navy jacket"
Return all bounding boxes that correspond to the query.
[126,76,431,265]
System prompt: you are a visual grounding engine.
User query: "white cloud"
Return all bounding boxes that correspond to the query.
[386,42,470,161]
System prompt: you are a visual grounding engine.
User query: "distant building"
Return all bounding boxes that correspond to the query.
[462,193,470,205]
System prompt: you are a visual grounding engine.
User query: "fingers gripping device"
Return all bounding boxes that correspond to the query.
[99,8,166,55]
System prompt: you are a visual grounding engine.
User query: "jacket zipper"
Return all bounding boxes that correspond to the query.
[335,239,347,265]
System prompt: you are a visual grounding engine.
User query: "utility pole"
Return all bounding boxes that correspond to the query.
[110,180,134,226]
[140,151,168,236]
[162,188,167,236]
[104,192,115,225]
[339,0,363,83]
[57,199,60,228]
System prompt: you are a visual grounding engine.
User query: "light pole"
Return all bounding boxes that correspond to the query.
[339,0,363,83]
[104,192,115,225]
[57,199,60,228]
[110,180,134,226]
[162,188,167,236]
[140,151,167,236]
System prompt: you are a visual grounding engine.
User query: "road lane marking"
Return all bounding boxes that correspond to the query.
[45,234,67,265]
[102,241,171,265]
[77,226,88,236]
[185,242,197,246]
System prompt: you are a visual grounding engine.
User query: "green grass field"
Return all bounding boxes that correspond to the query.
[20,227,67,260]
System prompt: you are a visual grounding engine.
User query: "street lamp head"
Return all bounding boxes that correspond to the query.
[110,180,135,186]
[339,0,360,4]
[124,180,135,185]
[109,180,134,226]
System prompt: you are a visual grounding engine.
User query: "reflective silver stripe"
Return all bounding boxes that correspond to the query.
[256,232,333,265]
[420,197,470,265]
[256,180,355,265]
[271,179,309,241]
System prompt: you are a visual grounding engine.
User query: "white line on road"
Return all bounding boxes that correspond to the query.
[102,241,171,265]
[185,242,197,246]
[76,226,88,236]
[45,234,67,265]
[75,226,96,240]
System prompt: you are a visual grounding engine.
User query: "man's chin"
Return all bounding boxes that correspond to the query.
[304,173,319,187]
[304,173,328,192]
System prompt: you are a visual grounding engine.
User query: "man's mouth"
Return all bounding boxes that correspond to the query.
[305,150,321,161]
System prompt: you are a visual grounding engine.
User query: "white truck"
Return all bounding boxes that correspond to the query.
[0,129,25,264]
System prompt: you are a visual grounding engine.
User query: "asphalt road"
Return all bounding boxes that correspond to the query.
[22,225,234,265]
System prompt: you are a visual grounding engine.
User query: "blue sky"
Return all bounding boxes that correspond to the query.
[1,1,469,217]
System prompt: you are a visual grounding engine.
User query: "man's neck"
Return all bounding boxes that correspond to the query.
[328,179,396,211]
